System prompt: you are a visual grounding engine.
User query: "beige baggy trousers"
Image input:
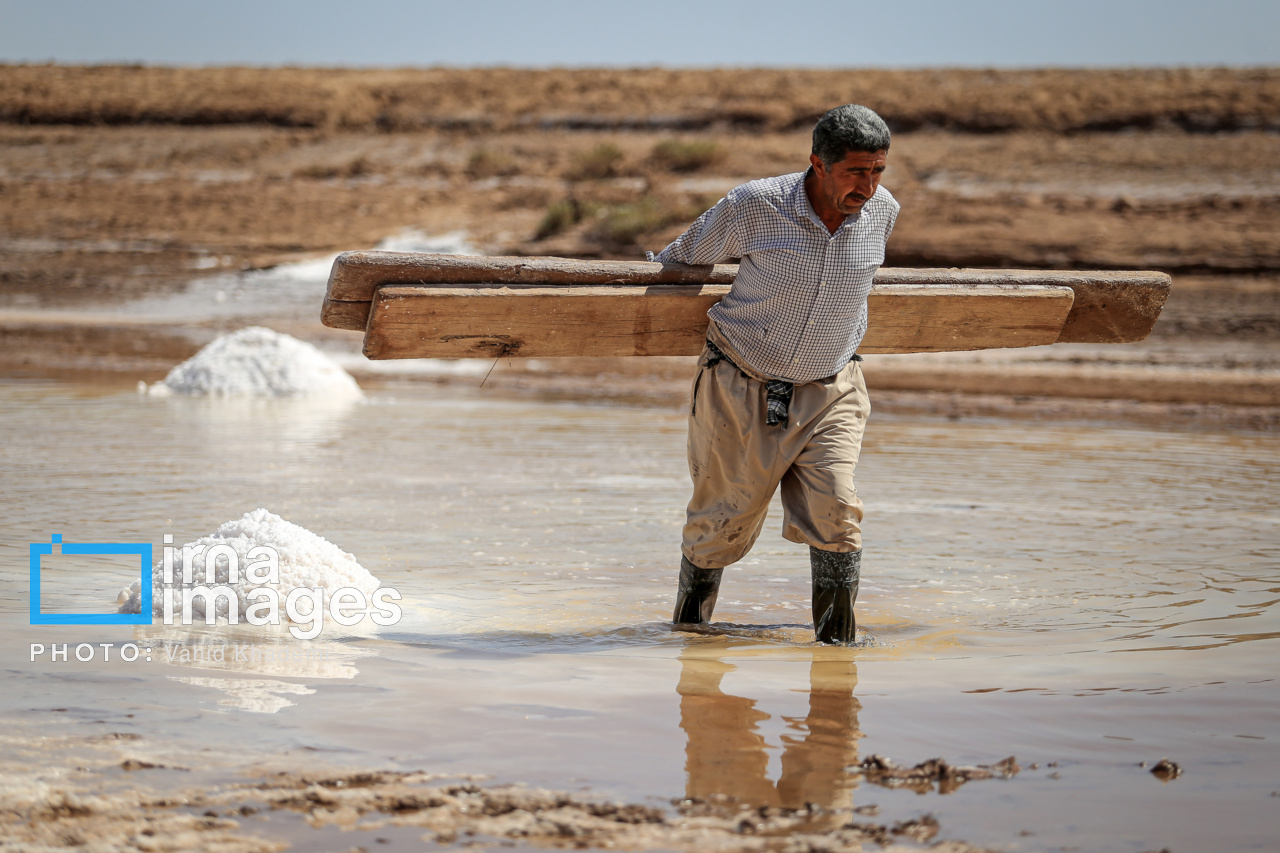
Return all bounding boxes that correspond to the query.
[682,342,870,570]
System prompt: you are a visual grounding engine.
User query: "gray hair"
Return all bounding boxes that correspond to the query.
[812,104,891,165]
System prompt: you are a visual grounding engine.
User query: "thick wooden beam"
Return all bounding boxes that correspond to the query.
[324,253,738,303]
[322,252,1170,347]
[361,283,1075,359]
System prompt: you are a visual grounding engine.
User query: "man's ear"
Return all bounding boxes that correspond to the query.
[809,153,825,175]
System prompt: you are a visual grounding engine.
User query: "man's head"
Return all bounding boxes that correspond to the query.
[811,104,891,165]
[808,104,890,218]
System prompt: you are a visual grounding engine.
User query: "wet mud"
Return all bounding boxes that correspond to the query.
[855,755,1020,795]
[2,766,994,853]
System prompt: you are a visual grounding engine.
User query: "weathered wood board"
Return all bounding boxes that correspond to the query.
[321,253,1171,359]
[363,283,1075,359]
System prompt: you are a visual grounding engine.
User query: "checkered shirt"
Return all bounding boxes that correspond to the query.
[656,170,898,383]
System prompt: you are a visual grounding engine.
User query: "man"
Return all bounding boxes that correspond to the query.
[653,104,897,644]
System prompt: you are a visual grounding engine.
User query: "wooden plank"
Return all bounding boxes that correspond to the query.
[362,283,1075,359]
[320,296,371,332]
[366,285,723,359]
[875,268,1170,345]
[322,252,1170,345]
[863,284,1074,353]
[325,252,737,303]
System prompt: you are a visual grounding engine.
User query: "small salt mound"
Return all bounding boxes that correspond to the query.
[118,508,379,622]
[148,326,362,398]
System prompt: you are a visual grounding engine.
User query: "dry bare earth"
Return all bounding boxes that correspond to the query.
[0,66,1277,423]
[5,66,1277,133]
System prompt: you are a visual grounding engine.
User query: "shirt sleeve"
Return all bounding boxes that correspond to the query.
[883,203,900,244]
[655,195,743,265]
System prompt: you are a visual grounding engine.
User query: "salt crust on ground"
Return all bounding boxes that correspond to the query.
[147,326,362,398]
[118,508,379,621]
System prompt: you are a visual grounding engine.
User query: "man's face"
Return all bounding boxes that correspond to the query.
[810,149,888,216]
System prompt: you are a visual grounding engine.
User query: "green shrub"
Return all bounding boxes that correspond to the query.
[465,148,516,179]
[535,198,584,240]
[538,192,702,245]
[568,143,625,180]
[650,138,724,173]
[293,155,370,179]
[591,197,688,246]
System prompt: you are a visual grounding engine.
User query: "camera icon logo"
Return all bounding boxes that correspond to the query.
[29,535,153,625]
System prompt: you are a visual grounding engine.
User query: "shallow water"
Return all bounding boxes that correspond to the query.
[2,377,1278,851]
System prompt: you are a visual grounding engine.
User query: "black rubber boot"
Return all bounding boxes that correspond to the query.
[672,556,724,625]
[810,547,861,644]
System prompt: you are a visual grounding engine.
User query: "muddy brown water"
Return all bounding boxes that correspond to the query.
[1,377,1277,851]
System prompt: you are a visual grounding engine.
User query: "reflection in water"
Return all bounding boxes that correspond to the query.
[154,392,363,456]
[140,626,368,679]
[678,644,860,822]
[139,625,370,714]
[169,676,315,714]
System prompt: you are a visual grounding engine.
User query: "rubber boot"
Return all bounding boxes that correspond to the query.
[810,547,861,644]
[672,556,723,625]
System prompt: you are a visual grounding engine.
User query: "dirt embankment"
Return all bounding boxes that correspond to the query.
[4,65,1278,134]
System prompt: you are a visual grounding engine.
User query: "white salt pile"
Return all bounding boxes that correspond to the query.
[146,326,362,398]
[118,508,381,625]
